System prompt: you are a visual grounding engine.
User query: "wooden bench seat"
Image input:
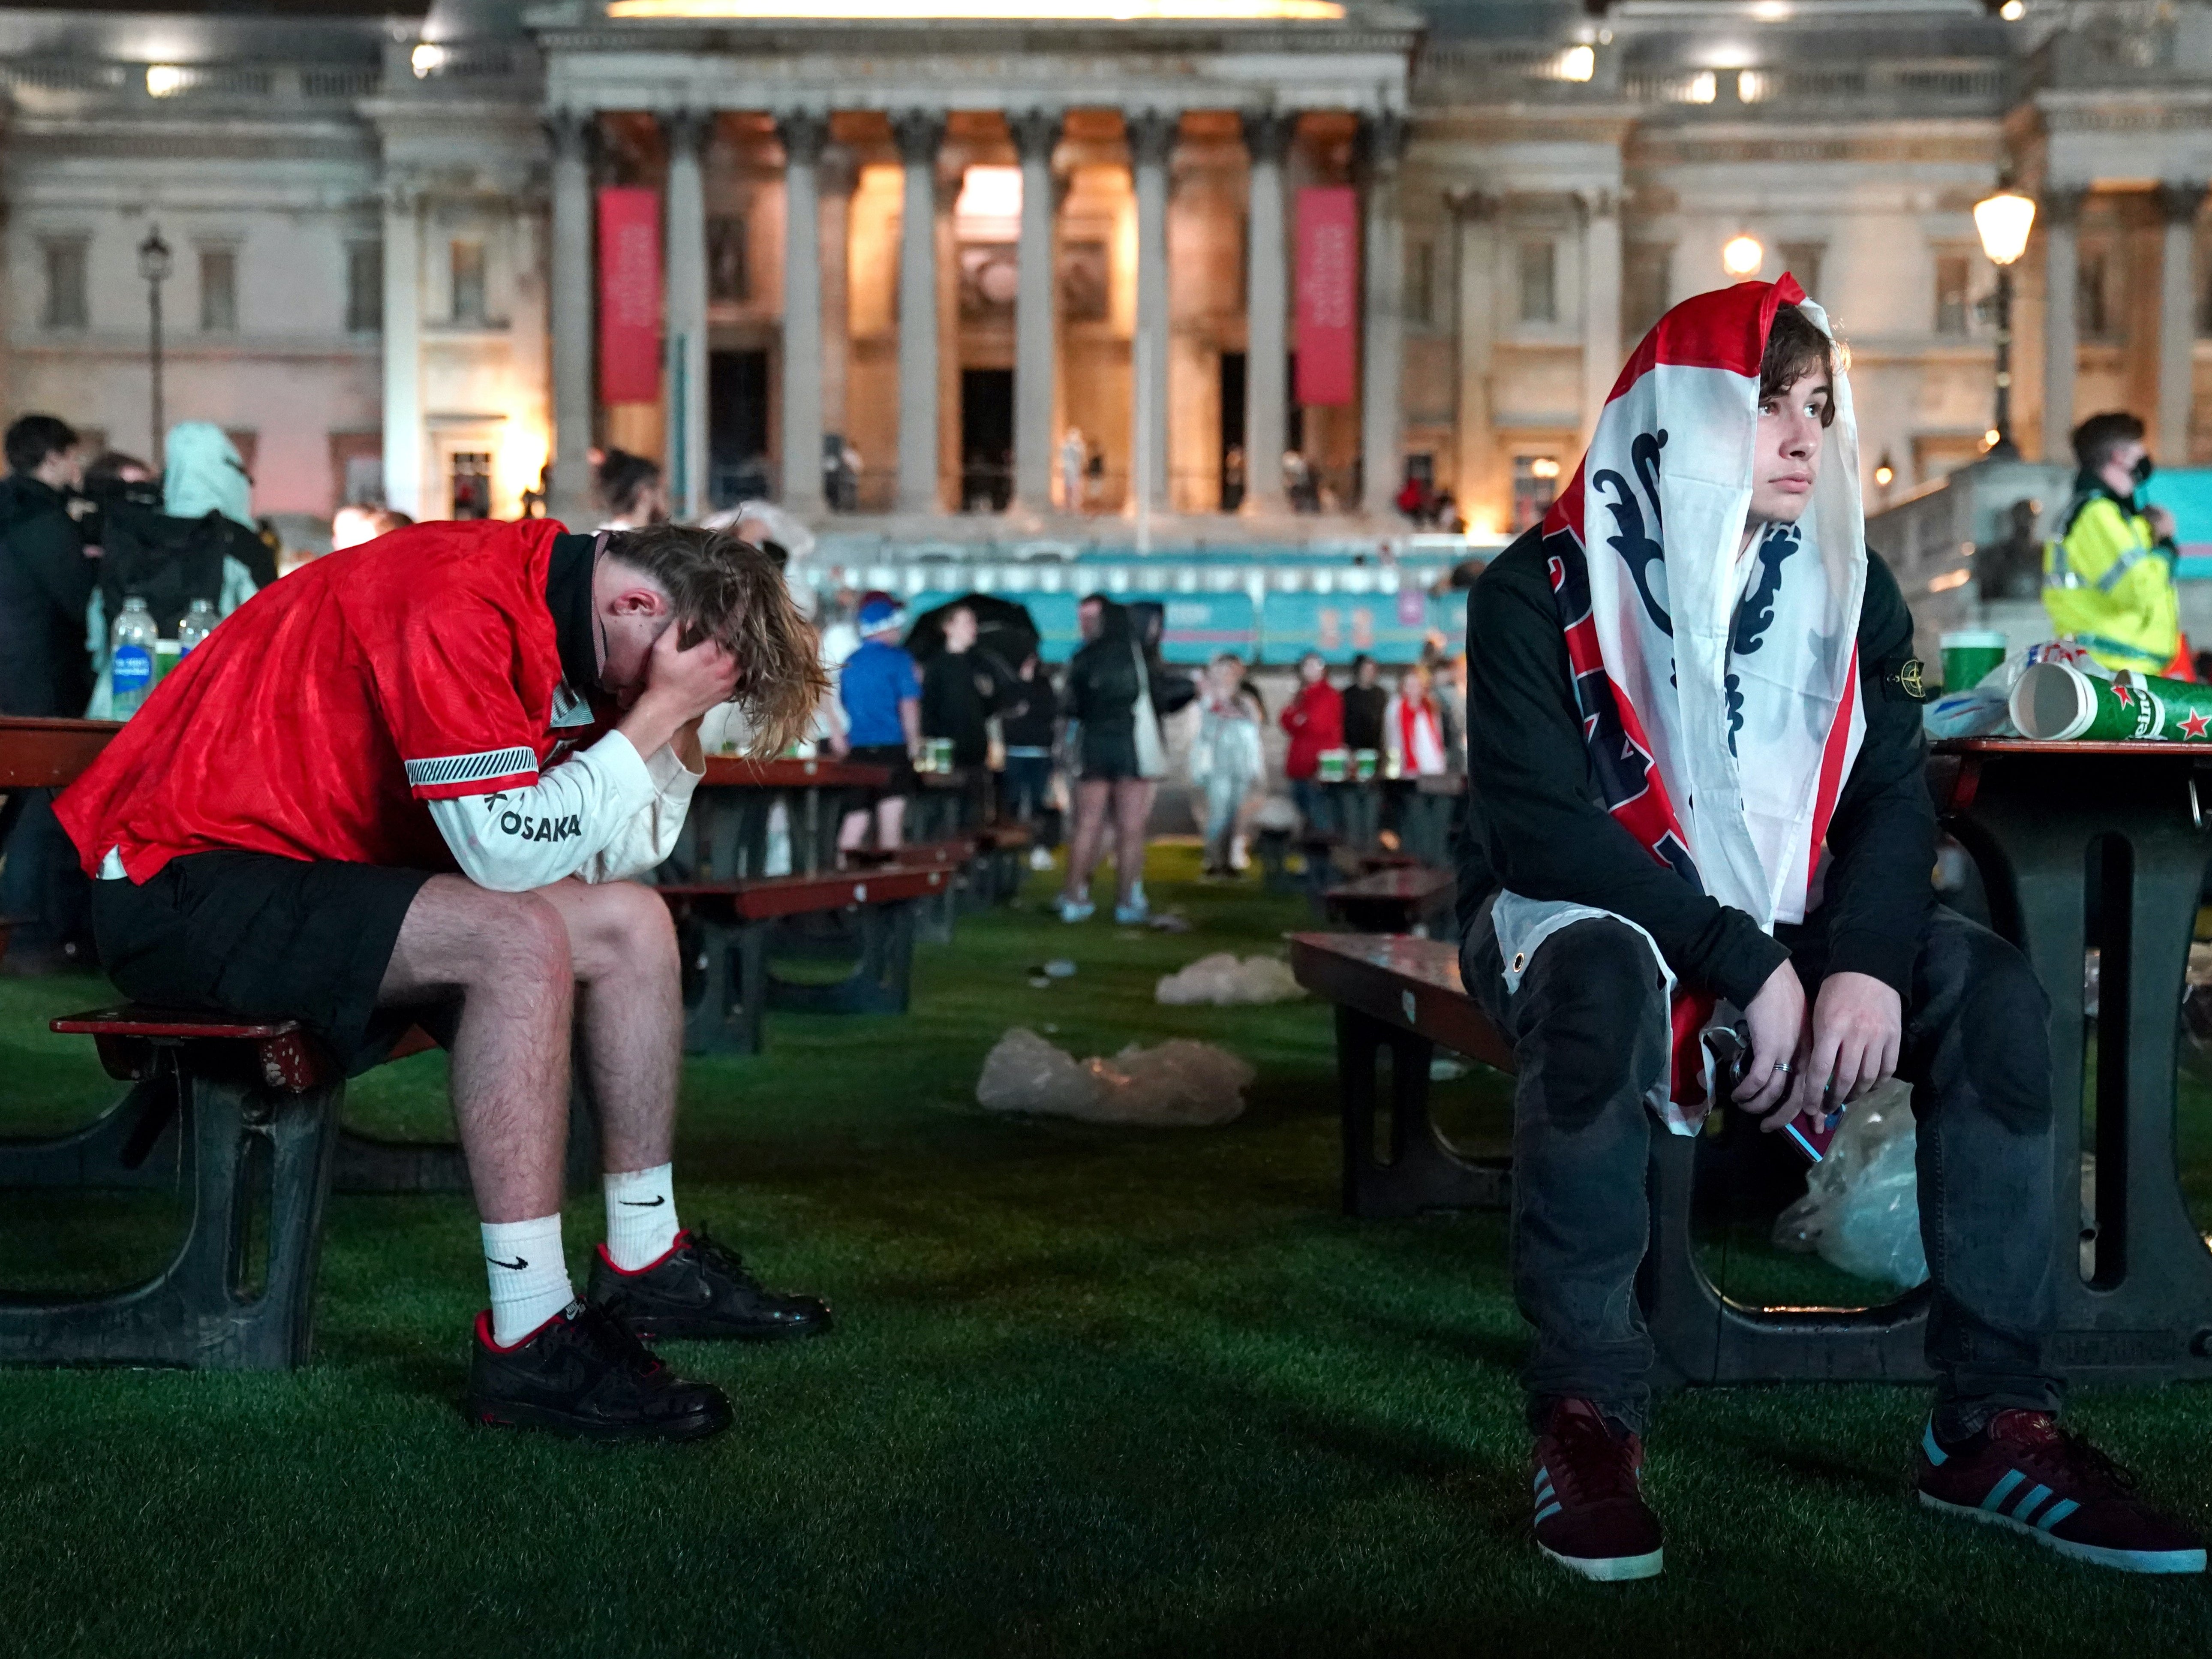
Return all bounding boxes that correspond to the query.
[1323,865,1457,937]
[658,865,952,1054]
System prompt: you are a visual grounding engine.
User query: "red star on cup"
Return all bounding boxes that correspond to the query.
[2114,685,2136,709]
[2182,710,2210,740]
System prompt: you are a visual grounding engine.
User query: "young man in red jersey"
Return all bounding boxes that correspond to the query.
[59,518,832,1441]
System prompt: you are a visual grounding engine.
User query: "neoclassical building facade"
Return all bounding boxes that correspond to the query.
[2,0,2210,545]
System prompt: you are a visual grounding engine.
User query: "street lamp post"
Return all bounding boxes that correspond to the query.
[1974,186,2037,459]
[137,225,172,470]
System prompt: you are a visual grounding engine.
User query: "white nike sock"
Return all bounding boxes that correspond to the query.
[481,1214,574,1346]
[604,1162,681,1271]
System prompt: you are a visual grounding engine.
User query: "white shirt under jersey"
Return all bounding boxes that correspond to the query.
[98,680,701,891]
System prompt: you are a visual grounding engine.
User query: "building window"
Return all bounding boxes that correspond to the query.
[1778,240,1824,301]
[1518,240,1557,324]
[1935,252,1972,337]
[1512,454,1560,532]
[346,242,382,333]
[451,451,493,519]
[41,238,87,330]
[1623,242,1671,342]
[1405,239,1434,329]
[199,246,237,333]
[2079,244,2116,341]
[708,214,748,304]
[450,240,487,326]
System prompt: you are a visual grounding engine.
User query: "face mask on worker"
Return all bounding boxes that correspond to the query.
[2134,453,2156,487]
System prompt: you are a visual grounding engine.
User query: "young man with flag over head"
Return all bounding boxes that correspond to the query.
[57,518,835,1442]
[1458,278,2203,1580]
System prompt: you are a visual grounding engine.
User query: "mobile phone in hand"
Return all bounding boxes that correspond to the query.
[1707,1022,1839,1162]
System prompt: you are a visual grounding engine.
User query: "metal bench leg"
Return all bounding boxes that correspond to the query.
[765,903,912,1017]
[1641,1127,1931,1388]
[0,1074,185,1191]
[1335,1005,1509,1218]
[0,1061,341,1370]
[682,917,761,1055]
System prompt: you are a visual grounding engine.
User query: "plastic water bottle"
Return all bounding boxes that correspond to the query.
[176,597,215,656]
[110,596,157,719]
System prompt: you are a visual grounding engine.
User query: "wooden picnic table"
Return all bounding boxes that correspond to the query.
[667,753,892,883]
[1928,736,2212,1380]
[0,716,120,791]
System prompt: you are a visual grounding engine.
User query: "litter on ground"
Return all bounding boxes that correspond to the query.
[1154,952,1303,1006]
[975,1028,1253,1126]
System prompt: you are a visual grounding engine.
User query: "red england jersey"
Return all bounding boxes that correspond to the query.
[59,518,580,881]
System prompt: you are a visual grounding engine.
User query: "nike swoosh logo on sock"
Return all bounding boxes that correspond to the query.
[489,1255,528,1271]
[617,1196,666,1207]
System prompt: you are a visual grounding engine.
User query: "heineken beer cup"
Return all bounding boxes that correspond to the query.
[1940,629,2007,694]
[2010,661,2212,742]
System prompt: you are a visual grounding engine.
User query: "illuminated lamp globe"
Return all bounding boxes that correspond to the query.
[1721,235,1764,279]
[1974,189,2036,267]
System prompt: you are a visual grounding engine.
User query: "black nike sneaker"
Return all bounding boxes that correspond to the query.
[586,1228,834,1343]
[465,1300,733,1443]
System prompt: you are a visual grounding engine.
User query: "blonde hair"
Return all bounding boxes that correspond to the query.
[607,524,829,757]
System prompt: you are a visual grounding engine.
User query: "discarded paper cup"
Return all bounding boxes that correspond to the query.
[2010,661,2170,741]
[1316,748,1349,783]
[1940,629,2007,695]
[1352,748,1380,783]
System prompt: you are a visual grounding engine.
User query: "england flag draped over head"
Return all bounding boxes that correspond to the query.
[1539,275,1867,1111]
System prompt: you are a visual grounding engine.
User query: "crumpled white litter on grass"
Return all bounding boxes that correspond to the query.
[975,1027,1254,1126]
[1154,952,1303,1006]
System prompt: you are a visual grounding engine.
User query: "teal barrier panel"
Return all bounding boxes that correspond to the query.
[1147,593,1258,664]
[1259,587,1439,663]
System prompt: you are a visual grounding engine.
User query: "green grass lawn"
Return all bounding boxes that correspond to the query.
[3,844,2210,1657]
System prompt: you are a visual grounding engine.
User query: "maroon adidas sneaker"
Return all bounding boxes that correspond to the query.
[1530,1398,1665,1581]
[1917,1410,2205,1575]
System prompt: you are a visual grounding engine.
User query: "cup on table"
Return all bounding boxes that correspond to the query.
[1940,629,2007,694]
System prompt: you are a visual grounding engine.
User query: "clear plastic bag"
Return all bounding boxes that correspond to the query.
[975,1028,1253,1126]
[1770,1081,1929,1289]
[1154,952,1303,1006]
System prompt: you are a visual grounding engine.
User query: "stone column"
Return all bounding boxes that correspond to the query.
[548,111,595,525]
[778,111,828,513]
[1449,190,1500,531]
[663,111,713,521]
[2043,186,2084,466]
[1579,189,1623,449]
[892,110,946,514]
[1357,112,1407,515]
[820,145,857,459]
[381,181,424,518]
[2158,182,2204,463]
[1010,109,1063,515]
[1241,110,1294,515]
[1128,110,1177,518]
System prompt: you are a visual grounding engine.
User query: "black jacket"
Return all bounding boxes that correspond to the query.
[920,647,1008,768]
[1456,528,1935,1007]
[1342,683,1389,752]
[0,475,94,717]
[999,670,1060,749]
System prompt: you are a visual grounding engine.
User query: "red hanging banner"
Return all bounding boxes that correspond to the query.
[597,186,662,404]
[1294,185,1359,407]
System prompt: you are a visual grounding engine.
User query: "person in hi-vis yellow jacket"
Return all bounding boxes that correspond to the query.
[2044,410,2193,680]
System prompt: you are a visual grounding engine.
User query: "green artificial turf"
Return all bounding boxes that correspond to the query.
[3,844,2210,1656]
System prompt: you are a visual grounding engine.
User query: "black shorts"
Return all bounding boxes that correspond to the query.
[90,851,436,1077]
[846,743,916,803]
[1078,725,1143,783]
